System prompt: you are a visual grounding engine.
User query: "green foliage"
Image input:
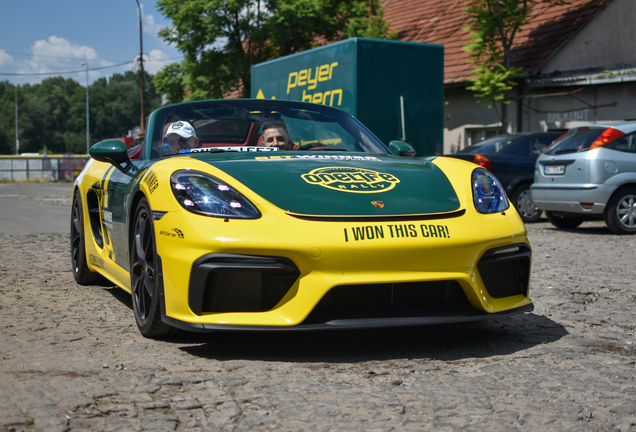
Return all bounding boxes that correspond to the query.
[0,72,160,155]
[154,63,186,103]
[462,0,567,108]
[344,7,397,39]
[466,63,523,108]
[155,0,395,102]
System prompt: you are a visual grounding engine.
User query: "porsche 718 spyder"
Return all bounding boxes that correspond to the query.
[71,99,533,337]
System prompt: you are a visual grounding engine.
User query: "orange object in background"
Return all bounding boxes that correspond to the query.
[473,154,492,171]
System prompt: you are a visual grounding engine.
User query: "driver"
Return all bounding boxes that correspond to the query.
[261,123,299,150]
[164,121,200,154]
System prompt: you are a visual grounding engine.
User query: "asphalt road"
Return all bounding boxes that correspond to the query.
[0,183,72,234]
[1,182,635,432]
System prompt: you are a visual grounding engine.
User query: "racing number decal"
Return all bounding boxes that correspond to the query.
[301,167,400,193]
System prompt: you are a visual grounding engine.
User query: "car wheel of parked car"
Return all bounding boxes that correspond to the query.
[131,198,172,337]
[70,192,100,285]
[545,211,584,230]
[604,187,636,234]
[511,184,541,223]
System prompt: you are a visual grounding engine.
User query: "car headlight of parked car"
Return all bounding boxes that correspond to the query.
[170,170,261,219]
[472,168,510,214]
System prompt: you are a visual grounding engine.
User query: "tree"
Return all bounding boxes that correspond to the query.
[0,72,161,155]
[90,71,161,143]
[20,77,85,154]
[462,0,567,130]
[0,82,17,154]
[155,0,395,102]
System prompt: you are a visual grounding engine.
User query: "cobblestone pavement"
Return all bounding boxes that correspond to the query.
[0,183,635,431]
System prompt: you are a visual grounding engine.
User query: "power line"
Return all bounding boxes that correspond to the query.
[0,50,182,67]
[0,60,135,76]
[0,50,109,61]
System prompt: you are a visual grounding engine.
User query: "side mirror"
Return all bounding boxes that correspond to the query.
[89,139,132,173]
[389,140,416,157]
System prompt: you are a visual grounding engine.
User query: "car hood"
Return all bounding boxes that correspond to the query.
[198,153,460,217]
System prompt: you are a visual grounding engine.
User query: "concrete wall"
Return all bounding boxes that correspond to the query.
[442,81,636,154]
[523,81,636,131]
[540,0,636,75]
[443,87,520,154]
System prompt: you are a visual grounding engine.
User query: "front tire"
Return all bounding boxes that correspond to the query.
[545,211,584,230]
[511,184,541,223]
[130,198,172,337]
[604,187,636,234]
[70,192,100,285]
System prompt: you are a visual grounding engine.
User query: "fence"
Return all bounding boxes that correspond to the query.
[0,155,90,181]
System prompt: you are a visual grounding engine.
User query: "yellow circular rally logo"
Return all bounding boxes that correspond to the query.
[301,167,400,193]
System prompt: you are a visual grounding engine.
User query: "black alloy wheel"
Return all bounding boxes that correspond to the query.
[511,184,541,223]
[70,192,99,285]
[131,198,172,337]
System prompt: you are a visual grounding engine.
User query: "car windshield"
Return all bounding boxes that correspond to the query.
[147,100,391,159]
[543,127,605,155]
[457,135,522,154]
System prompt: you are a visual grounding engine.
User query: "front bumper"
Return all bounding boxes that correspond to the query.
[530,183,614,214]
[156,208,533,329]
[163,304,535,332]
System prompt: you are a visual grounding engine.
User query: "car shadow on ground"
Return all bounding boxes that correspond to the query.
[104,286,133,307]
[175,313,566,363]
[102,285,567,363]
[545,226,616,236]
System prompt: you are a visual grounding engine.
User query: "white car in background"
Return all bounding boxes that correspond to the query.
[531,121,636,234]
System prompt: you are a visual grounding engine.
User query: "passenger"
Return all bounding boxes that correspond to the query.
[261,123,299,150]
[164,121,200,154]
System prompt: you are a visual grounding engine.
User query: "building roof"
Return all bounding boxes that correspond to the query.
[382,0,609,84]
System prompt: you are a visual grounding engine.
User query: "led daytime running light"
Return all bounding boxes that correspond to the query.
[170,170,261,219]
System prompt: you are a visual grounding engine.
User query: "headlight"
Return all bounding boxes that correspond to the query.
[170,170,261,219]
[472,168,509,214]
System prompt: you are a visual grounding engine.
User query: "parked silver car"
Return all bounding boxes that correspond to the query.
[531,121,636,234]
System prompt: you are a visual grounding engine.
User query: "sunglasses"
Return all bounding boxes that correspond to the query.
[265,135,285,143]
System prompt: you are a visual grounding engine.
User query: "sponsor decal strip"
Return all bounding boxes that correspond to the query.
[183,146,278,153]
[256,155,381,161]
[343,224,451,242]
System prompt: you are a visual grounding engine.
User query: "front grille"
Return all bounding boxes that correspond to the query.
[189,254,300,314]
[477,243,531,298]
[303,281,472,323]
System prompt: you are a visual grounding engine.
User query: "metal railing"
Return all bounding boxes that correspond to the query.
[0,155,89,181]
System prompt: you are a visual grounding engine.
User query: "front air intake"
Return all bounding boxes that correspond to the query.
[303,280,472,324]
[189,254,300,314]
[477,243,531,298]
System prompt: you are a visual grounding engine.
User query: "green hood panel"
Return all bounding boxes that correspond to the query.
[199,154,460,216]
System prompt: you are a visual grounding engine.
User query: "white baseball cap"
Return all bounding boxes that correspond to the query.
[165,121,196,139]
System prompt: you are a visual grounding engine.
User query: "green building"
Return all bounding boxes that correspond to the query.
[251,37,444,156]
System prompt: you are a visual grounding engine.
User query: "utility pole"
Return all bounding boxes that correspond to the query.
[135,0,145,132]
[14,84,19,155]
[81,62,90,154]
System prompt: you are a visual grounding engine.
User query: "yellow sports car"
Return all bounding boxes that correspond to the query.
[71,99,533,337]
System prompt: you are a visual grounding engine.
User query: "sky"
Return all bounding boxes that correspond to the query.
[0,0,183,86]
